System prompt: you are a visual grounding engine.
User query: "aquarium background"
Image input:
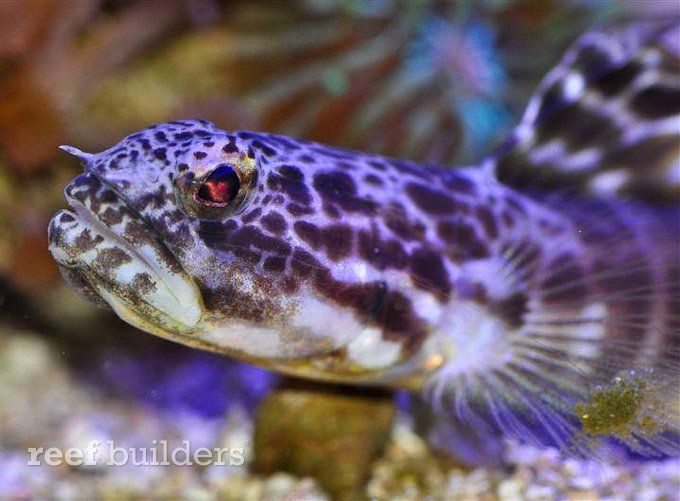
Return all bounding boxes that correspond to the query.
[0,1,678,499]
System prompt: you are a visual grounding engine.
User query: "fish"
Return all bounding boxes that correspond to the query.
[48,19,680,457]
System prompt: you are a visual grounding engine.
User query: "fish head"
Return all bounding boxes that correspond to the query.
[48,119,410,375]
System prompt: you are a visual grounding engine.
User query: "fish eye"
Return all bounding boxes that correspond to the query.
[195,164,240,206]
[176,156,257,220]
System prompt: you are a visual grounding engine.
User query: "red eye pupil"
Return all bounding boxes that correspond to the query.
[197,165,240,204]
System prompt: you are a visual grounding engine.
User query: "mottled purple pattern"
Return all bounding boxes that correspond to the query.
[53,118,555,359]
[48,18,680,457]
[493,19,679,203]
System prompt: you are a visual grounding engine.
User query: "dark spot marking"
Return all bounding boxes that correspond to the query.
[94,248,132,274]
[364,174,384,187]
[121,222,155,248]
[174,131,193,141]
[373,290,427,351]
[384,203,424,241]
[476,206,498,240]
[593,61,641,97]
[313,171,376,214]
[264,256,287,274]
[261,212,287,235]
[291,249,320,276]
[236,131,258,141]
[357,228,408,270]
[537,102,620,151]
[437,220,471,243]
[73,229,105,252]
[241,207,262,224]
[491,292,527,329]
[322,280,387,322]
[281,275,299,294]
[268,166,312,205]
[501,210,514,228]
[535,81,569,124]
[406,183,459,215]
[252,140,276,157]
[323,204,340,219]
[198,220,237,250]
[600,135,678,183]
[232,248,262,265]
[131,273,157,295]
[230,225,291,255]
[287,204,315,216]
[223,141,239,154]
[101,207,124,226]
[294,221,322,250]
[321,224,353,261]
[286,247,429,352]
[631,85,680,119]
[574,44,615,80]
[368,160,387,171]
[410,248,451,300]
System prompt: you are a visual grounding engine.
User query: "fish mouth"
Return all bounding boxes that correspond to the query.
[48,172,204,337]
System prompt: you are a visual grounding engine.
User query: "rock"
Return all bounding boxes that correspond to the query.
[253,380,396,500]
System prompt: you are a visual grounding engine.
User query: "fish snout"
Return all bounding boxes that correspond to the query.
[48,175,205,335]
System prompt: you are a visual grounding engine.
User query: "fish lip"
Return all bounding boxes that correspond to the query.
[48,171,204,333]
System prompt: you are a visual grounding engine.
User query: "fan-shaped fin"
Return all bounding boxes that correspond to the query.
[487,19,679,203]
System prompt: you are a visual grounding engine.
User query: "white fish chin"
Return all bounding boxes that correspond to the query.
[48,174,204,337]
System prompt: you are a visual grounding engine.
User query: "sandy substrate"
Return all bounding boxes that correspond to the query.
[0,330,678,500]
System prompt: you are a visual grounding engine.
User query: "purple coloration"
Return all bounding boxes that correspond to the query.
[48,18,680,459]
[95,345,275,417]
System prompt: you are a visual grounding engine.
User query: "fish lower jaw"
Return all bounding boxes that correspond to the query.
[97,287,203,338]
[48,207,205,331]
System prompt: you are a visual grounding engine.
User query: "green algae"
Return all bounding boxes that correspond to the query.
[575,373,667,441]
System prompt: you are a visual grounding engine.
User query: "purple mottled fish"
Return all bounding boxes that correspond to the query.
[49,20,680,456]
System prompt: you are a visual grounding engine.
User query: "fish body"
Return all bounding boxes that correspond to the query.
[49,20,680,455]
[52,127,542,384]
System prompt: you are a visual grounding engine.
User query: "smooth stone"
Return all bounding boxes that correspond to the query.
[253,379,396,500]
